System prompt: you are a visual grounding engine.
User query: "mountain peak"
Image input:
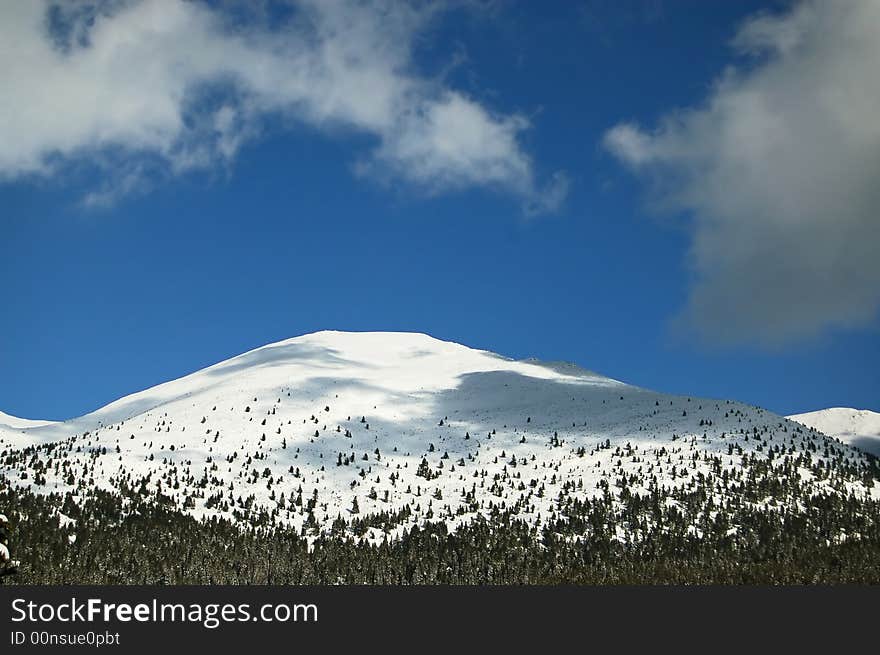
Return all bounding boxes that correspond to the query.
[282,329,467,352]
[3,334,877,544]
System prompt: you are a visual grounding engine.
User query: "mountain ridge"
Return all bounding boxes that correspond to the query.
[0,411,57,431]
[3,330,621,439]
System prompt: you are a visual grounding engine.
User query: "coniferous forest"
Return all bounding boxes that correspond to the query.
[2,474,879,585]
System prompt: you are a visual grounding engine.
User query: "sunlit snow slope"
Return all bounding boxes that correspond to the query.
[2,331,877,539]
[788,408,880,457]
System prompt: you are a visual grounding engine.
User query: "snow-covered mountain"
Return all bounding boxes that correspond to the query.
[2,331,877,540]
[788,408,880,457]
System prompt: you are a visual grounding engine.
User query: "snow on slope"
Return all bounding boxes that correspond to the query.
[788,408,880,457]
[1,331,877,540]
[0,411,57,430]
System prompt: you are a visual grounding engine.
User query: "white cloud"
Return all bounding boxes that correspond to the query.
[604,0,880,346]
[0,0,564,212]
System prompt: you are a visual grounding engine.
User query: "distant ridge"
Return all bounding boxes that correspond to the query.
[788,407,880,456]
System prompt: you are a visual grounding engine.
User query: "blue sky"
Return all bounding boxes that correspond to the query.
[2,0,878,421]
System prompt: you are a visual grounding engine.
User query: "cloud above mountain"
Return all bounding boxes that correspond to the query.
[604,0,880,346]
[0,0,565,212]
